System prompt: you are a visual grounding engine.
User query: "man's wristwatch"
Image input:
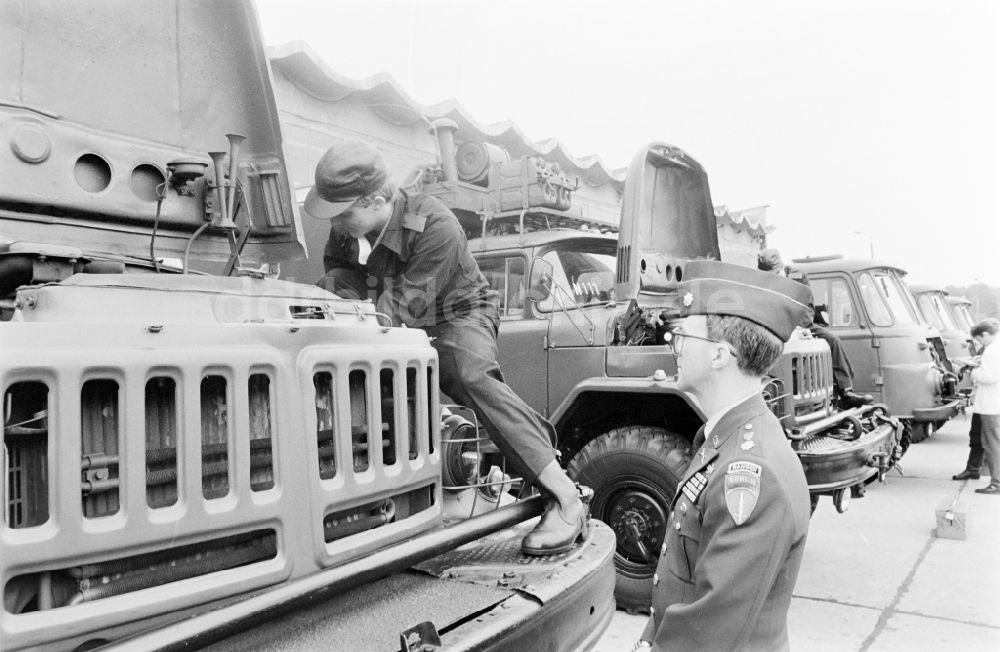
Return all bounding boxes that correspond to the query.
[631,641,652,651]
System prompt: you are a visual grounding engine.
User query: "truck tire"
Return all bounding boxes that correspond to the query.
[909,421,932,443]
[567,426,691,614]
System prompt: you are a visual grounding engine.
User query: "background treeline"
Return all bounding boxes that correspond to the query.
[945,284,1000,321]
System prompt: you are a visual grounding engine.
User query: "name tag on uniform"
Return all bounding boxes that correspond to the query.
[725,461,762,526]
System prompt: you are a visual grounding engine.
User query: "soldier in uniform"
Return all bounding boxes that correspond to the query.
[302,139,587,555]
[633,260,812,651]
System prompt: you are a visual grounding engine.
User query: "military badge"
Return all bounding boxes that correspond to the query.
[725,461,762,525]
[682,471,709,504]
[683,292,694,307]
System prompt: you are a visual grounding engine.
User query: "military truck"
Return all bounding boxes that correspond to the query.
[793,257,962,442]
[910,284,974,367]
[0,2,616,650]
[412,139,902,611]
[948,295,977,333]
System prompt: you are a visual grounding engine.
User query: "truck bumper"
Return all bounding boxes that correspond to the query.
[797,420,901,494]
[912,400,961,422]
[186,520,617,652]
[433,520,617,651]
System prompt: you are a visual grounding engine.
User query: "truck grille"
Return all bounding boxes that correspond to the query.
[3,353,438,613]
[791,349,833,416]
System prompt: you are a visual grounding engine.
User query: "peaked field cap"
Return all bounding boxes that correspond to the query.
[677,259,812,341]
[303,140,390,219]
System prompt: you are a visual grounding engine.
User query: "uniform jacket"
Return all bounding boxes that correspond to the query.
[970,339,999,415]
[322,190,495,328]
[641,393,810,651]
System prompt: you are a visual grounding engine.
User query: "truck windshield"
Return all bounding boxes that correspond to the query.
[952,302,975,332]
[532,241,617,313]
[857,270,919,327]
[916,293,956,331]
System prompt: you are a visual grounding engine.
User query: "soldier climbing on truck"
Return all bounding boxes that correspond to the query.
[303,138,589,556]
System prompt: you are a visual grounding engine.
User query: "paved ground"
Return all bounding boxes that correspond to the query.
[592,414,1000,651]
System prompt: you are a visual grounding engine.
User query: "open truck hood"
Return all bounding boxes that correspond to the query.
[0,0,304,267]
[615,143,719,299]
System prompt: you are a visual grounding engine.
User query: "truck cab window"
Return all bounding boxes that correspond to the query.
[874,271,919,326]
[531,244,616,313]
[830,278,855,326]
[857,272,893,327]
[477,255,526,317]
[917,295,944,330]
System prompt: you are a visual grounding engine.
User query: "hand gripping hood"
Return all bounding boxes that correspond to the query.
[0,0,304,267]
[614,143,720,299]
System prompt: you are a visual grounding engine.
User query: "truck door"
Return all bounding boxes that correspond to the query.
[477,253,549,415]
[530,246,612,416]
[810,274,882,399]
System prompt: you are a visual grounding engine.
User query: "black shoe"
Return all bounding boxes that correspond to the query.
[521,499,589,556]
[840,390,875,409]
[974,486,1000,495]
[953,470,981,480]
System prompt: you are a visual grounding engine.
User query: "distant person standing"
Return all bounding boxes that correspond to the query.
[634,260,812,651]
[965,319,1000,495]
[953,334,988,481]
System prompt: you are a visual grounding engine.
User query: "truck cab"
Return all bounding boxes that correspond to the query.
[910,284,974,388]
[794,257,962,442]
[948,294,977,333]
[0,2,614,649]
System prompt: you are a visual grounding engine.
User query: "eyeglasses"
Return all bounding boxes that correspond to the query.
[667,329,739,358]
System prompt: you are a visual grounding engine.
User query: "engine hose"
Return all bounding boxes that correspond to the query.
[201,460,230,477]
[249,437,273,451]
[149,182,167,274]
[831,414,863,441]
[249,451,273,470]
[183,222,212,274]
[145,447,177,463]
[145,468,177,487]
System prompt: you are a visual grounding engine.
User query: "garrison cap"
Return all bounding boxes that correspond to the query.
[303,140,391,219]
[677,260,812,341]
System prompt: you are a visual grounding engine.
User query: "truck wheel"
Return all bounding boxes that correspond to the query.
[567,426,691,614]
[909,421,932,443]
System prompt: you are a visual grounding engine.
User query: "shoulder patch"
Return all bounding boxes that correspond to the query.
[725,461,762,526]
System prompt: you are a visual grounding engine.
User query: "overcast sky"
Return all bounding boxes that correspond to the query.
[256,0,999,287]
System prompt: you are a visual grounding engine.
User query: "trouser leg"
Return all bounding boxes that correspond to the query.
[428,312,557,485]
[979,414,1000,487]
[966,413,985,471]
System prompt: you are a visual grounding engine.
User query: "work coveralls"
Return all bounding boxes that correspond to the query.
[318,190,557,483]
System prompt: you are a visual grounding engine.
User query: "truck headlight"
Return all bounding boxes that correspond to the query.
[441,413,484,489]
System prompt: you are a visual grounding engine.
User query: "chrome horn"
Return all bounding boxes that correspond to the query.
[224,133,245,229]
[208,150,230,228]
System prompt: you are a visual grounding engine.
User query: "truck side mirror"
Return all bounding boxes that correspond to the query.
[528,258,554,303]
